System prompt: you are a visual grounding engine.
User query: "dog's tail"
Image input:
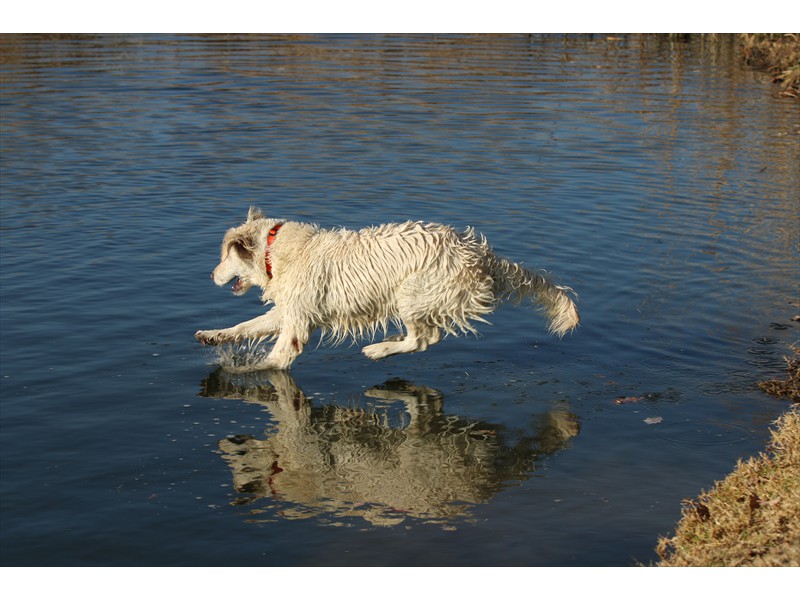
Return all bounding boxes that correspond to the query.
[491,257,580,337]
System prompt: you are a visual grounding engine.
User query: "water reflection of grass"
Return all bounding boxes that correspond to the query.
[665,33,799,97]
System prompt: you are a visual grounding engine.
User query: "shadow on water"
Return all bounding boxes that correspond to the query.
[199,368,580,527]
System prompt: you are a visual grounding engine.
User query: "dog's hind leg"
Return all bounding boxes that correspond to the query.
[363,277,445,360]
[362,322,441,360]
[196,309,282,346]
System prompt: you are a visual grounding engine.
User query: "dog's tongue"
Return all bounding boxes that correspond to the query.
[232,279,244,293]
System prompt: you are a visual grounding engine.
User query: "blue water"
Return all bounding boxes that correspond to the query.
[1,34,798,566]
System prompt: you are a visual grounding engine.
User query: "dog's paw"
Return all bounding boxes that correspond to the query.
[362,343,391,361]
[196,330,224,345]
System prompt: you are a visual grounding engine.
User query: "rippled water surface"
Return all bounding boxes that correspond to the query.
[1,34,798,566]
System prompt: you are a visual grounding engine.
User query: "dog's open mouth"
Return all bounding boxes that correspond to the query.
[232,278,246,295]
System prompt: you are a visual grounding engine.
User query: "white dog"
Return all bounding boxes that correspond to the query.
[196,207,579,370]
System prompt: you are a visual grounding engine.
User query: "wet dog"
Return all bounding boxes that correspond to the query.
[196,207,579,370]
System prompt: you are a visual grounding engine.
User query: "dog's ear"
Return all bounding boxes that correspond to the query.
[225,230,257,260]
[247,206,264,222]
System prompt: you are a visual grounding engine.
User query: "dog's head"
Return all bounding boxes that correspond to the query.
[211,207,271,296]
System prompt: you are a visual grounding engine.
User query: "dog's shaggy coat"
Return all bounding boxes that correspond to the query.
[196,207,579,370]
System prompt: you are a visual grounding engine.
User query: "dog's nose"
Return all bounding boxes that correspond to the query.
[210,272,214,280]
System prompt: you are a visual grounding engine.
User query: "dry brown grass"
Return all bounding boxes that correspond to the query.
[656,406,800,566]
[758,345,800,401]
[740,33,800,97]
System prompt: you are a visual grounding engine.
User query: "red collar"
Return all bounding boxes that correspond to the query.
[265,223,283,279]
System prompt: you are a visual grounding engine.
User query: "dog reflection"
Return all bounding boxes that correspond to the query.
[200,369,579,526]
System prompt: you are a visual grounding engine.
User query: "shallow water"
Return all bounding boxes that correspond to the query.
[1,34,798,566]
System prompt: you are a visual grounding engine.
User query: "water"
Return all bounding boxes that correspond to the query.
[1,34,797,566]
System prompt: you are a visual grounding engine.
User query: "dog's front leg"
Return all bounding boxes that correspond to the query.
[195,309,282,346]
[260,326,312,370]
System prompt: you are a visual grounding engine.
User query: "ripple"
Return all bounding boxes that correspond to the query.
[654,419,754,447]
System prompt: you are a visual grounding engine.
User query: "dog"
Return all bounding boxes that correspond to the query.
[196,207,579,370]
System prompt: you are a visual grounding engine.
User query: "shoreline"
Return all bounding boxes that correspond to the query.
[655,405,799,566]
[652,34,799,567]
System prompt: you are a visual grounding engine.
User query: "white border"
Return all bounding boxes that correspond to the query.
[0,2,769,34]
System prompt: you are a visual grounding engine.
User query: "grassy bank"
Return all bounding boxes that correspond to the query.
[656,406,799,566]
[740,33,800,97]
[655,348,799,566]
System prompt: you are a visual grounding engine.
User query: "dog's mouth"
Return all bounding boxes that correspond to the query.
[232,278,248,295]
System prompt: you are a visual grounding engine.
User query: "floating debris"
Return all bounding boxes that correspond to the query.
[614,396,640,404]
